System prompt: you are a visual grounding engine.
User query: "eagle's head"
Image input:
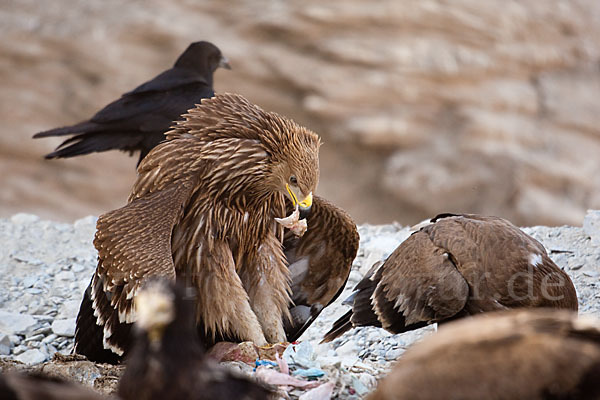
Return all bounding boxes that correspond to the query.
[164,93,321,214]
[134,280,176,348]
[272,128,320,216]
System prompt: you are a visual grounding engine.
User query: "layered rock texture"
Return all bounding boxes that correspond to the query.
[1,0,599,224]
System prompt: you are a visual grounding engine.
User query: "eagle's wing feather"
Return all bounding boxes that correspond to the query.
[374,230,470,329]
[75,181,194,360]
[284,196,359,342]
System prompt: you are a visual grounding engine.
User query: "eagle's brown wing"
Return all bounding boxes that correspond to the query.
[284,196,359,342]
[323,213,578,342]
[75,180,194,363]
[370,310,600,400]
[322,228,470,342]
[425,214,578,311]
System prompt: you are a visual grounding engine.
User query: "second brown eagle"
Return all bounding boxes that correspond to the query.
[74,93,358,363]
[324,213,577,342]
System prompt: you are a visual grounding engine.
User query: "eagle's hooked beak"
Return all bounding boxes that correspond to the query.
[286,184,312,218]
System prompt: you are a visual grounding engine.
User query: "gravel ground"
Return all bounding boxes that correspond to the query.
[0,211,599,398]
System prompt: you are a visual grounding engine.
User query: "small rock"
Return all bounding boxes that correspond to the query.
[72,264,85,273]
[14,349,48,365]
[32,326,52,336]
[10,213,40,224]
[47,344,58,355]
[8,335,21,345]
[385,347,402,360]
[34,315,54,322]
[21,276,37,288]
[0,334,11,355]
[42,334,58,344]
[57,300,81,318]
[0,310,37,335]
[24,334,44,342]
[55,271,76,281]
[12,344,27,355]
[51,318,76,337]
[584,210,600,245]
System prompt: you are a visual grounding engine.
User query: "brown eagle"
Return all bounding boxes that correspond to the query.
[323,213,578,342]
[370,309,600,400]
[74,93,356,363]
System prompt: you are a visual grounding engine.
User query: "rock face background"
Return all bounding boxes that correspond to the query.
[1,0,599,225]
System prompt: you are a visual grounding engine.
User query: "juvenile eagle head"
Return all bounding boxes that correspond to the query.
[268,123,320,214]
[134,280,176,347]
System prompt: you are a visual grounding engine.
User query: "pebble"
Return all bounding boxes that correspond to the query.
[55,271,76,281]
[10,213,39,225]
[12,345,27,355]
[57,300,81,318]
[51,318,76,337]
[42,334,58,344]
[24,334,44,343]
[0,310,37,335]
[14,349,48,365]
[584,210,600,246]
[32,326,52,336]
[21,276,37,288]
[8,335,21,345]
[384,347,402,361]
[72,264,85,273]
[0,334,11,355]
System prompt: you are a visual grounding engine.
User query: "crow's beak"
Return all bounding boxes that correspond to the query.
[219,56,232,70]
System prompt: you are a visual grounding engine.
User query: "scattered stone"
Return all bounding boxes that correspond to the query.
[42,334,58,344]
[51,318,76,337]
[12,345,27,355]
[32,326,52,336]
[24,334,44,343]
[584,210,600,246]
[10,214,39,225]
[0,311,36,335]
[0,334,11,355]
[21,276,37,288]
[14,349,47,365]
[55,270,76,281]
[72,264,85,273]
[57,300,81,318]
[8,335,21,345]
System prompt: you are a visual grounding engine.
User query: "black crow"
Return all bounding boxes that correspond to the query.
[33,41,230,165]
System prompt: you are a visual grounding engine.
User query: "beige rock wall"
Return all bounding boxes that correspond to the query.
[1,0,599,225]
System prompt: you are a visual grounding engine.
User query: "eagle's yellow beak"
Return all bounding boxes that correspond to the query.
[286,184,313,211]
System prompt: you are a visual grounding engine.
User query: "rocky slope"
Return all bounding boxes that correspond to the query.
[1,0,600,226]
[0,211,599,398]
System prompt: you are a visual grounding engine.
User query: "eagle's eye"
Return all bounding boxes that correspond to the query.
[289,175,298,185]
